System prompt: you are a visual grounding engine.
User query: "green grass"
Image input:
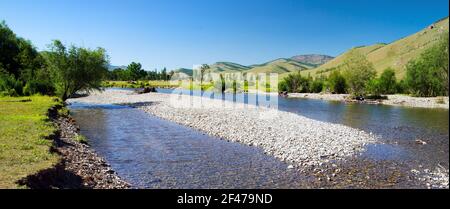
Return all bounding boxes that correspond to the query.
[0,96,61,188]
[74,135,88,144]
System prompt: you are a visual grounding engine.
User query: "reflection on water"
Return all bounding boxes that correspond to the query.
[70,104,309,189]
[157,88,449,168]
[69,88,448,188]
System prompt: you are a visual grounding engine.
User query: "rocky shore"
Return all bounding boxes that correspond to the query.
[66,89,450,189]
[18,105,130,189]
[288,93,449,109]
[68,89,378,168]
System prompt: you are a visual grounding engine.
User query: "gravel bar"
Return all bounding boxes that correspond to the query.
[68,89,378,168]
[289,93,449,109]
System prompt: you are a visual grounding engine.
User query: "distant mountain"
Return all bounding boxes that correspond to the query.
[108,64,127,71]
[170,56,333,78]
[290,54,334,67]
[301,17,449,79]
[209,62,251,73]
[172,68,193,76]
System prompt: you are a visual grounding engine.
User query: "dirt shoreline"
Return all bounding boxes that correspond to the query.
[18,105,130,189]
[288,93,449,109]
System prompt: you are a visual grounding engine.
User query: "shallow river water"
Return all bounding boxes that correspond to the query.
[69,89,449,188]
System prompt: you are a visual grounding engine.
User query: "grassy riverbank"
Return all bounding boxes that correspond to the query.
[0,96,60,188]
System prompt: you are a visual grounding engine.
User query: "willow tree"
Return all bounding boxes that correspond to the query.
[342,50,376,96]
[45,40,109,100]
[405,33,449,97]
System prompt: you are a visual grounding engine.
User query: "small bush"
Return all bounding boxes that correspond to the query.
[366,79,382,96]
[0,73,23,96]
[378,68,397,94]
[310,80,324,93]
[278,80,288,92]
[328,71,347,94]
[23,80,55,96]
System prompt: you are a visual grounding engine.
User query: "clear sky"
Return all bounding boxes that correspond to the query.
[0,0,448,70]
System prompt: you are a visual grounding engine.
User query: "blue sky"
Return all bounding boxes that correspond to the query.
[0,0,448,70]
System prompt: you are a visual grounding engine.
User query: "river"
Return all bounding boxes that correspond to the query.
[69,88,449,188]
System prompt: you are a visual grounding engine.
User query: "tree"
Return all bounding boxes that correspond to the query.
[161,67,168,81]
[283,72,301,93]
[127,62,144,81]
[278,80,288,92]
[45,40,109,100]
[199,64,210,91]
[213,73,226,93]
[405,32,449,97]
[1,21,53,96]
[378,68,397,94]
[0,21,21,77]
[342,50,376,96]
[366,78,382,96]
[0,21,43,80]
[281,72,310,93]
[328,70,347,94]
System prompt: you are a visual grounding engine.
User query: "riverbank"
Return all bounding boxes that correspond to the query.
[0,96,129,189]
[288,93,449,109]
[68,89,378,168]
[67,89,449,188]
[21,106,130,189]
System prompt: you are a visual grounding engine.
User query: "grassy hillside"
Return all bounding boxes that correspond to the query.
[172,68,194,76]
[247,58,311,74]
[170,55,332,78]
[301,17,449,79]
[290,54,334,67]
[209,62,251,73]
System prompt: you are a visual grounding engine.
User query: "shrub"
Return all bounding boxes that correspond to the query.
[328,71,347,94]
[278,80,288,92]
[396,79,407,94]
[378,68,397,94]
[405,32,449,97]
[366,79,382,96]
[0,72,23,96]
[310,79,324,93]
[23,79,55,96]
[342,50,376,96]
[282,72,311,93]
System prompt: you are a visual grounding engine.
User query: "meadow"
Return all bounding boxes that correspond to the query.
[0,96,60,188]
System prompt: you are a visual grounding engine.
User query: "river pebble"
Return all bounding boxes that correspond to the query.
[68,89,379,168]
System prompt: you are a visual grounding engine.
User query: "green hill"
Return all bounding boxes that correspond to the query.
[172,68,194,76]
[301,17,449,79]
[170,56,329,77]
[290,54,334,67]
[247,58,312,74]
[208,62,251,73]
